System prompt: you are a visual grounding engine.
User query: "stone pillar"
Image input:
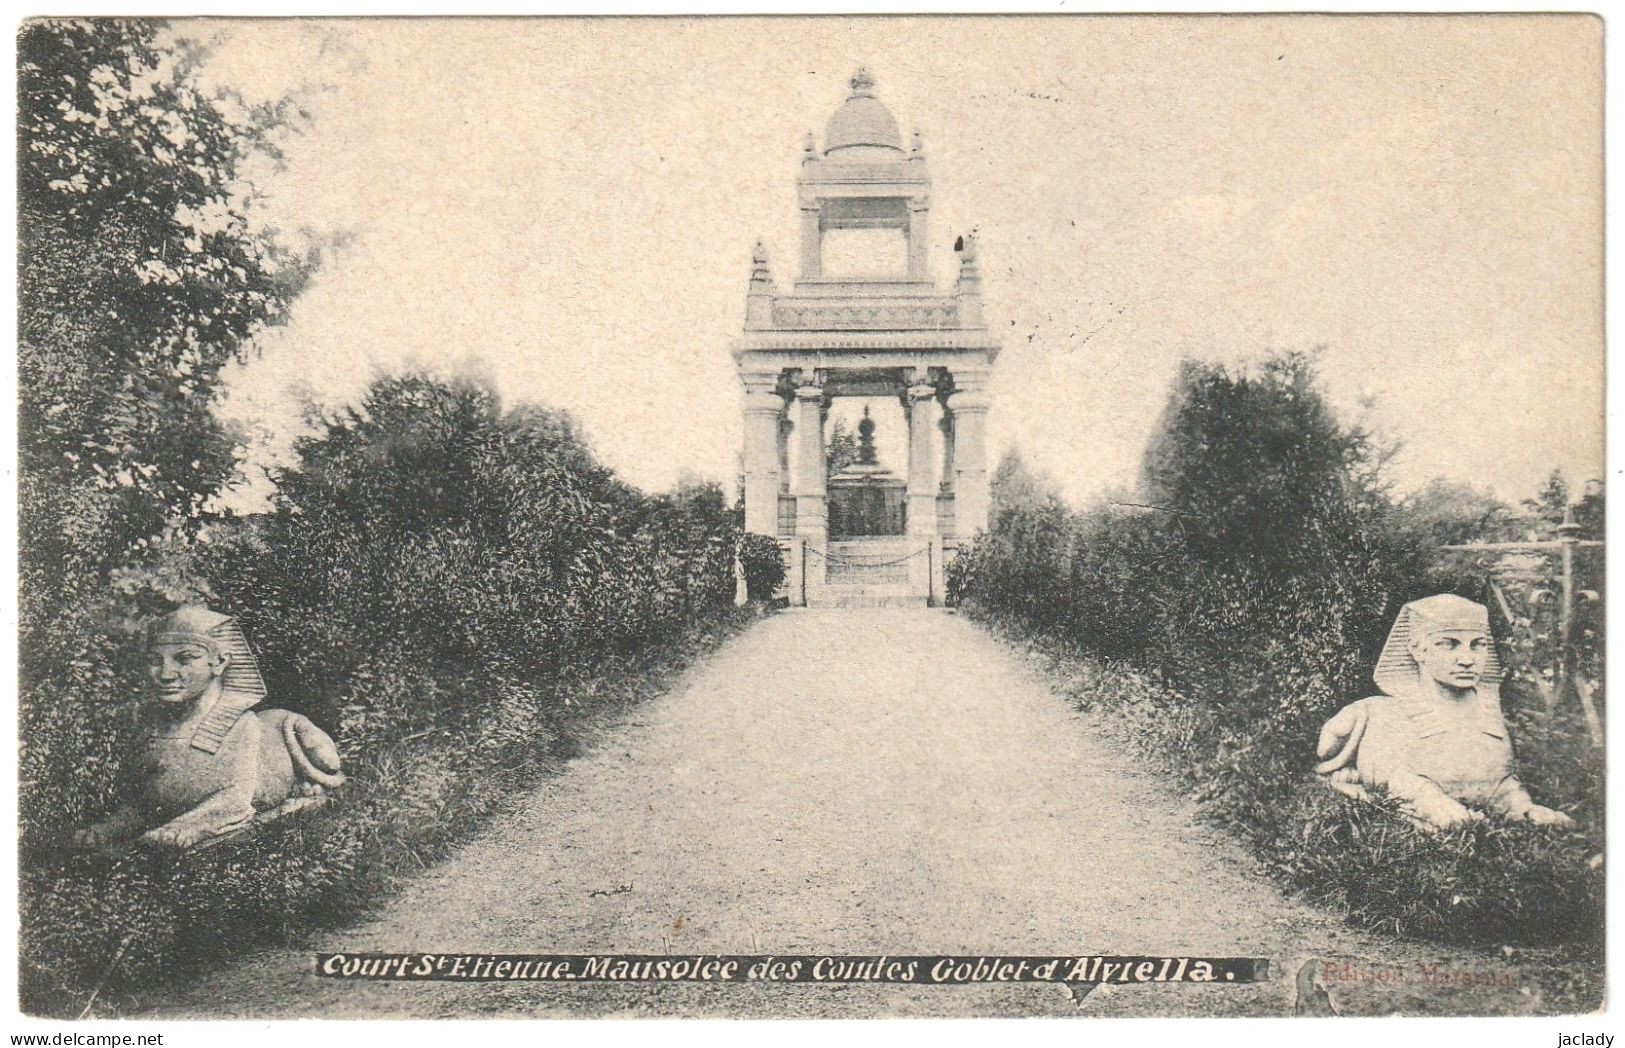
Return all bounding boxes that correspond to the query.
[800,206,822,280]
[907,198,929,281]
[791,380,827,544]
[777,415,792,494]
[905,382,939,537]
[782,536,805,607]
[906,381,940,601]
[948,373,991,536]
[741,372,784,537]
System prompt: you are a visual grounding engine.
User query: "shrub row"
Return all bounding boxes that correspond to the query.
[20,374,763,1017]
[950,353,1603,949]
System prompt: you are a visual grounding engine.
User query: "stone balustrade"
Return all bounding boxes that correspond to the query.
[766,296,962,331]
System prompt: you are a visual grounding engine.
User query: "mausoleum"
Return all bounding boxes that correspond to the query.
[733,69,1000,607]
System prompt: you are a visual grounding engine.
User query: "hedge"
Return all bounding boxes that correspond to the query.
[20,374,755,1017]
[950,353,1603,950]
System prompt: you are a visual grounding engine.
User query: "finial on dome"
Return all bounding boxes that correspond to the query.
[911,130,923,154]
[752,239,768,266]
[823,66,902,156]
[803,131,816,156]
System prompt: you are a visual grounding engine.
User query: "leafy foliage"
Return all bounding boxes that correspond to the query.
[19,18,311,554]
[18,18,316,842]
[213,374,738,701]
[1391,478,1520,548]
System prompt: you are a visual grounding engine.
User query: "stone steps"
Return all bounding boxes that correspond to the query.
[821,538,917,585]
[806,592,927,609]
[806,537,931,607]
[816,583,917,595]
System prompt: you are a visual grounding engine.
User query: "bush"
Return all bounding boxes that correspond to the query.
[737,532,787,602]
[956,352,1603,948]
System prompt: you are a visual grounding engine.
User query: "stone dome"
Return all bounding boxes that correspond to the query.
[824,68,904,158]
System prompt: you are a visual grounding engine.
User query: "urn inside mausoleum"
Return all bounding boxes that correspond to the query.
[827,408,906,537]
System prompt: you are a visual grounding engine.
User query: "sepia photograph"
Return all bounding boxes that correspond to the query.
[13,12,1606,1025]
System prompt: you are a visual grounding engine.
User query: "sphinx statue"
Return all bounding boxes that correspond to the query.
[1315,594,1573,830]
[73,606,346,851]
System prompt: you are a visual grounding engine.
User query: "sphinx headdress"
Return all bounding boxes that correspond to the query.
[1373,593,1504,698]
[146,606,268,750]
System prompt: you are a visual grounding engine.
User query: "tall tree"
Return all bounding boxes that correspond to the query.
[1523,469,1571,528]
[1139,352,1388,573]
[990,446,1062,522]
[1394,478,1519,547]
[826,416,860,478]
[18,18,316,832]
[20,19,312,566]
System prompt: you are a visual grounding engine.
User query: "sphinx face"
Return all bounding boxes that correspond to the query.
[1409,628,1491,693]
[147,641,226,707]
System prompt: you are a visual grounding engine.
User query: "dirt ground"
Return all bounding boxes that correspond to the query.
[137,609,1591,1018]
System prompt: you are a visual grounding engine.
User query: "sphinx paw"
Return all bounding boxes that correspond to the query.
[139,826,191,849]
[1415,799,1481,830]
[1526,806,1576,828]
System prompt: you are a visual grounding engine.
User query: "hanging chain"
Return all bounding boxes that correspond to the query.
[805,544,931,569]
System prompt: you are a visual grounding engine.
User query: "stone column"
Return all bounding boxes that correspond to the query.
[907,198,929,280]
[791,380,827,544]
[905,380,941,601]
[741,372,784,537]
[799,206,822,280]
[777,415,792,494]
[905,382,939,537]
[948,372,991,536]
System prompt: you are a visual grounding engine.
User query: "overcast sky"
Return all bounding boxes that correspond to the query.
[198,15,1603,508]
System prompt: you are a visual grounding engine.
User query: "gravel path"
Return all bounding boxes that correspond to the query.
[140,609,1567,1018]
